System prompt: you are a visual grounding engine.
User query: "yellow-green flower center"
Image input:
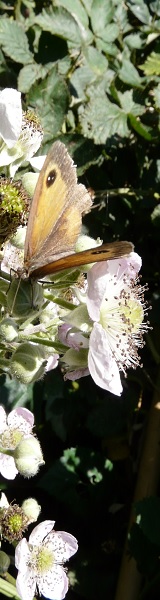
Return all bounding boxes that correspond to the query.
[31,546,54,574]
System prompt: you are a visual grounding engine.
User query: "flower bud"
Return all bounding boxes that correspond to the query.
[14,436,44,477]
[7,279,43,319]
[0,551,10,574]
[0,317,18,341]
[75,235,102,271]
[21,498,41,523]
[10,226,26,249]
[22,172,39,198]
[10,342,46,383]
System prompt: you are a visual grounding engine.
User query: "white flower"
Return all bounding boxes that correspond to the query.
[87,252,146,395]
[0,88,43,176]
[15,520,78,600]
[60,252,147,395]
[0,406,34,479]
[0,88,22,147]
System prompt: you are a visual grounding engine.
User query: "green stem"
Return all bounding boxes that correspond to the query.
[0,574,20,599]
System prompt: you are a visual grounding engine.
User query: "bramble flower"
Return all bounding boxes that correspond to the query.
[60,253,147,395]
[0,88,43,176]
[15,520,78,600]
[0,406,34,479]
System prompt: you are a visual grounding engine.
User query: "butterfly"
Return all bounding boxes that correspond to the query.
[24,141,133,279]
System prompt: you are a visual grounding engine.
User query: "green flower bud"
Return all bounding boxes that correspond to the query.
[10,226,26,249]
[75,235,102,271]
[22,172,39,198]
[14,436,44,477]
[0,551,10,574]
[21,498,41,523]
[0,317,18,341]
[7,279,43,319]
[10,342,47,383]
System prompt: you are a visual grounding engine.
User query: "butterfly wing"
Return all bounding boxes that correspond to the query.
[24,141,92,275]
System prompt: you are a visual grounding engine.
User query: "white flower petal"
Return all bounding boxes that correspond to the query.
[16,569,36,600]
[88,323,123,395]
[107,252,141,280]
[87,262,110,321]
[45,531,78,561]
[38,564,68,600]
[0,454,18,479]
[7,407,34,433]
[0,406,7,433]
[29,520,55,546]
[0,88,22,147]
[15,538,30,572]
[0,492,9,508]
[30,155,46,170]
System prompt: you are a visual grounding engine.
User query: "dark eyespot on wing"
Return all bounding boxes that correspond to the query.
[46,169,57,187]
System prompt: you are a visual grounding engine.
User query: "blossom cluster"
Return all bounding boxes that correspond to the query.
[0,90,147,398]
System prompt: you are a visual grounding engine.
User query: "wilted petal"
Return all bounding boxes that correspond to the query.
[88,323,122,395]
[0,88,22,147]
[38,563,68,600]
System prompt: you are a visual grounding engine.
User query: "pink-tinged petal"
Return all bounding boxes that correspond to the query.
[64,367,89,381]
[0,454,18,479]
[16,569,36,600]
[29,520,55,546]
[0,88,22,147]
[0,406,7,433]
[8,408,34,432]
[38,564,68,600]
[45,531,78,561]
[15,538,30,572]
[58,324,71,345]
[88,323,123,395]
[107,252,141,280]
[87,262,110,321]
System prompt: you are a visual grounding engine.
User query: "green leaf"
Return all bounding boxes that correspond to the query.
[18,63,47,93]
[125,32,144,49]
[84,46,108,75]
[96,37,118,57]
[34,6,92,45]
[128,113,153,140]
[79,88,129,144]
[0,18,33,64]
[119,59,143,87]
[140,52,160,76]
[127,0,151,24]
[55,0,89,28]
[98,23,119,43]
[118,90,145,116]
[151,203,160,228]
[28,68,69,142]
[154,83,160,108]
[91,0,114,36]
[70,65,96,99]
